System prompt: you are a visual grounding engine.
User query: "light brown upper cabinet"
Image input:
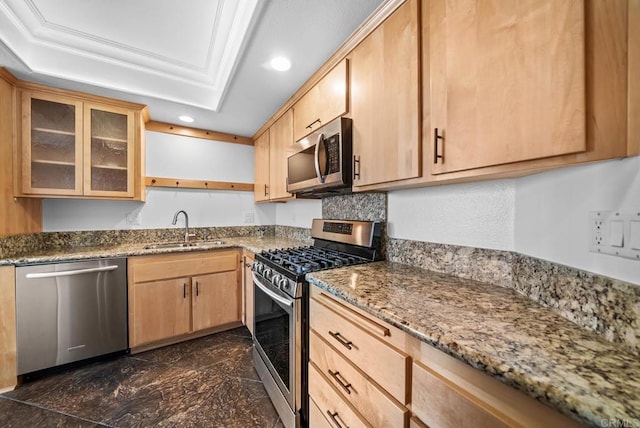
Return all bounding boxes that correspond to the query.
[253,130,270,202]
[351,0,421,187]
[254,109,295,203]
[269,109,294,200]
[429,0,587,174]
[18,88,146,200]
[293,59,349,142]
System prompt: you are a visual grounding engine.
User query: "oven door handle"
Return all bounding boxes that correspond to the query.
[253,273,293,309]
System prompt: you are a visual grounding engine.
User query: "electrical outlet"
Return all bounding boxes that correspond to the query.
[244,212,254,224]
[589,210,640,261]
[126,211,142,225]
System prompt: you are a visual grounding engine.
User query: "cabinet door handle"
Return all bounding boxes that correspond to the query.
[195,281,199,296]
[328,331,353,350]
[434,128,444,164]
[306,118,321,129]
[326,410,348,428]
[183,283,187,299]
[264,184,269,197]
[353,155,360,180]
[328,369,352,395]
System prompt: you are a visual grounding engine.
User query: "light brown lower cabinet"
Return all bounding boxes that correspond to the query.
[309,362,371,428]
[309,395,333,428]
[242,251,255,335]
[128,250,241,351]
[308,285,583,428]
[0,266,17,392]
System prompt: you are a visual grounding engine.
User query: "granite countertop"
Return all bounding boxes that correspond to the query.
[0,236,307,266]
[306,261,640,427]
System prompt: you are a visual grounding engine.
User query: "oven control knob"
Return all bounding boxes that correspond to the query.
[278,277,290,290]
[271,274,282,287]
[252,262,262,274]
[263,268,273,280]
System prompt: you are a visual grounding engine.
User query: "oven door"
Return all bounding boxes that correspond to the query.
[253,272,298,409]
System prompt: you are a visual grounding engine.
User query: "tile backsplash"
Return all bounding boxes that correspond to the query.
[322,193,387,221]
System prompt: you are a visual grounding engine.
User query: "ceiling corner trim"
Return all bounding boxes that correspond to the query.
[209,0,260,111]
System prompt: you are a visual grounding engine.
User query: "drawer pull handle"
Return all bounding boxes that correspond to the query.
[328,369,352,395]
[328,331,353,350]
[326,410,348,428]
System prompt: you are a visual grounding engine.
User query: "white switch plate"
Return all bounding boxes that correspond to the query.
[589,210,640,261]
[244,212,254,224]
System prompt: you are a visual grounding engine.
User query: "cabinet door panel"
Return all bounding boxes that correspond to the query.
[269,109,293,200]
[21,92,83,196]
[84,103,135,197]
[430,0,586,174]
[254,130,270,202]
[131,277,191,347]
[293,59,348,142]
[192,271,239,331]
[351,0,421,187]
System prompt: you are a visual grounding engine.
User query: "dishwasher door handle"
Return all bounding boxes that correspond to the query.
[25,265,119,279]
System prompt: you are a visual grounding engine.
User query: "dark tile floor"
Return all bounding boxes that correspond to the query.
[0,327,284,427]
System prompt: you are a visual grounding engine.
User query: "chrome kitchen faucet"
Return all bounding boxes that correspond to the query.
[172,210,195,243]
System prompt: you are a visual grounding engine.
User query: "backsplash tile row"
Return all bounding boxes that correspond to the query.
[387,236,640,354]
[322,193,387,221]
[0,226,275,259]
[386,239,514,288]
[512,255,640,353]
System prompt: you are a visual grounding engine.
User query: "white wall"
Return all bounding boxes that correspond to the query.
[388,179,516,251]
[43,131,276,231]
[275,199,322,228]
[515,157,640,284]
[388,157,640,284]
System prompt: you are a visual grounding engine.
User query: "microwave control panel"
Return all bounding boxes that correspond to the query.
[326,133,341,174]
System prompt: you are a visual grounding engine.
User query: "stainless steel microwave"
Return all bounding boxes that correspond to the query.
[286,117,352,196]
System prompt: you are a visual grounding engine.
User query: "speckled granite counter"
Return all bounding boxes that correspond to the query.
[0,236,307,266]
[306,262,640,427]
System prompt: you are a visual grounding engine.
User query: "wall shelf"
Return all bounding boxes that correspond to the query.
[145,176,254,192]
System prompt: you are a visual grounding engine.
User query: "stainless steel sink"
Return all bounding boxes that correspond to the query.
[143,240,226,250]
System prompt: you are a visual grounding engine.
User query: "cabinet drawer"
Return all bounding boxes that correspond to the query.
[310,294,410,404]
[130,250,238,283]
[413,359,509,428]
[411,355,580,428]
[309,362,371,428]
[309,396,332,428]
[310,329,409,427]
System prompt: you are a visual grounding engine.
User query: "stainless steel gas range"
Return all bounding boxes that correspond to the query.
[251,219,382,428]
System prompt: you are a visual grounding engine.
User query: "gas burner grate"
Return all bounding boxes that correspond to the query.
[259,246,369,275]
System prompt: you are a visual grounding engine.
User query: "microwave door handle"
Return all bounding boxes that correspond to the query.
[314,133,326,183]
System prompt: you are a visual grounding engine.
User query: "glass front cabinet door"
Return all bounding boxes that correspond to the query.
[84,104,135,197]
[19,90,141,199]
[21,92,84,196]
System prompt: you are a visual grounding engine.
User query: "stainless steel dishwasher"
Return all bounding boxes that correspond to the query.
[15,258,128,375]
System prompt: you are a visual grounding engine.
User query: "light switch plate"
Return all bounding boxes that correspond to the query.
[589,210,640,261]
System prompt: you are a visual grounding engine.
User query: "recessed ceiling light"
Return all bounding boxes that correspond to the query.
[178,115,194,123]
[270,56,291,71]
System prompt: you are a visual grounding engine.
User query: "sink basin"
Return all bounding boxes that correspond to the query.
[143,242,194,250]
[143,240,226,250]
